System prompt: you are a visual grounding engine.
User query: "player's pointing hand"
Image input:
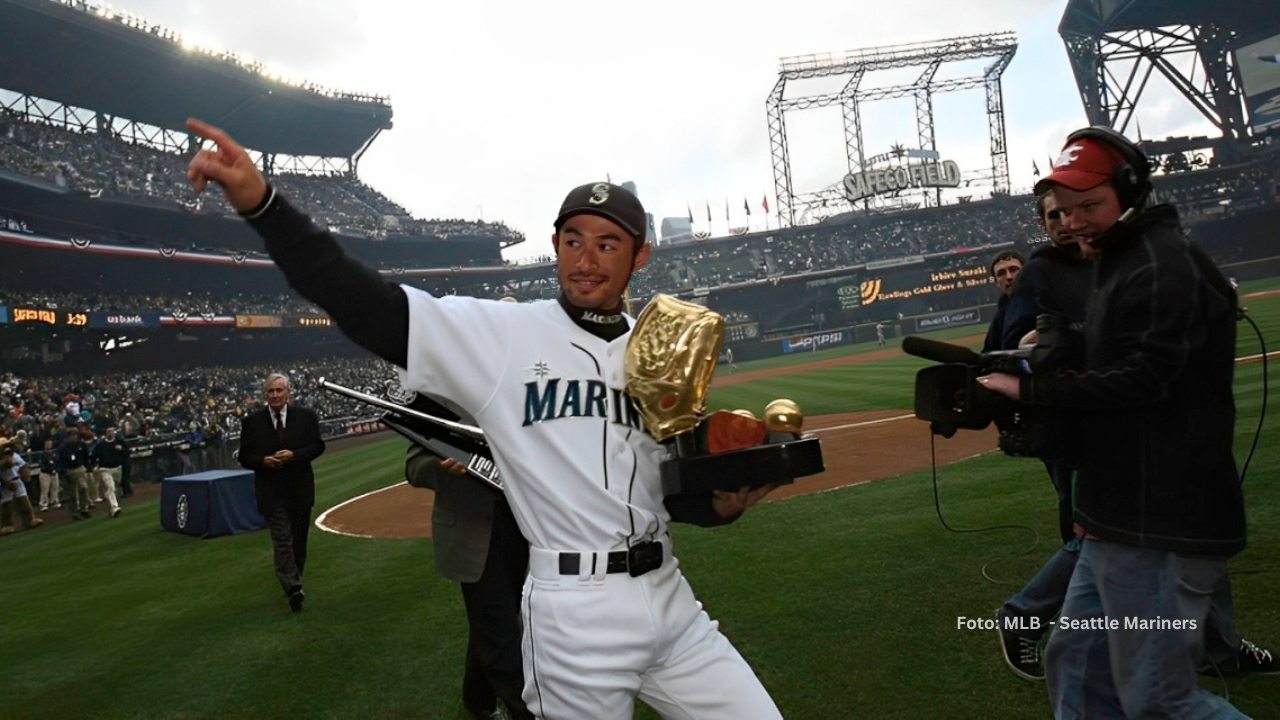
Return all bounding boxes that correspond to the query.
[185,117,269,212]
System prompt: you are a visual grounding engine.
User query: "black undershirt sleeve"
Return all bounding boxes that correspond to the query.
[244,188,409,368]
[665,495,741,527]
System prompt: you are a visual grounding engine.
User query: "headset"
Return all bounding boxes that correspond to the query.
[1064,125,1153,224]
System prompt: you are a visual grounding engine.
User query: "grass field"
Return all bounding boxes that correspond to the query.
[5,283,1280,719]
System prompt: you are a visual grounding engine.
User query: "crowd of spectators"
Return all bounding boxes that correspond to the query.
[0,357,399,455]
[6,108,1280,310]
[0,111,522,244]
[2,289,324,317]
[619,197,1043,296]
[1152,154,1280,223]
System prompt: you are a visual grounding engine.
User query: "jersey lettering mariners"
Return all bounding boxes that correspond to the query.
[522,378,645,429]
[399,287,668,552]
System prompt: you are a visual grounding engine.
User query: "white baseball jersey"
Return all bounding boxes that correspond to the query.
[398,286,782,719]
[399,287,668,553]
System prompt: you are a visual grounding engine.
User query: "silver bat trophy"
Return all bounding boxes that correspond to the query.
[318,377,502,490]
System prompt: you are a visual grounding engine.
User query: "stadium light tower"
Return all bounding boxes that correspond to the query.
[765,31,1017,227]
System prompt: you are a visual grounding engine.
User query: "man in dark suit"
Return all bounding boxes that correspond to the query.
[407,443,531,720]
[239,372,325,612]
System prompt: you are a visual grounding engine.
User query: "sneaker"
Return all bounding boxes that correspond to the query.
[997,614,1045,681]
[1239,638,1280,675]
[53,503,62,509]
[0,525,14,536]
[29,518,43,528]
[112,507,122,518]
[288,589,305,613]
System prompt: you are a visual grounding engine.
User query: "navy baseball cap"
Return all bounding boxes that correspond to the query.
[554,182,647,242]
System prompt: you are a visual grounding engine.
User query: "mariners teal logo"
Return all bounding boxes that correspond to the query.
[523,379,645,430]
[176,494,189,529]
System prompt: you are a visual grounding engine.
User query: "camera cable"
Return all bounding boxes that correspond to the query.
[928,432,1041,585]
[1237,308,1267,484]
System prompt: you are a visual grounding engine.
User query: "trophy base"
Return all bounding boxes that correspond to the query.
[660,435,824,496]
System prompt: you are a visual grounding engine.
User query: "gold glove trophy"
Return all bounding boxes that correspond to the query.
[625,295,824,497]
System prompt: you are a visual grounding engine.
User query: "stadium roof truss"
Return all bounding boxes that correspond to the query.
[2,90,361,177]
[1062,24,1248,142]
[0,0,393,168]
[2,93,190,153]
[1059,0,1280,158]
[766,31,1017,228]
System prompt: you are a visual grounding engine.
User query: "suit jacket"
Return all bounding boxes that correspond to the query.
[405,444,504,583]
[238,405,325,515]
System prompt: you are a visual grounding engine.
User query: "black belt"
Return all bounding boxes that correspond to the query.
[557,540,663,578]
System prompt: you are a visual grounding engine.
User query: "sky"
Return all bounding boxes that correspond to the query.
[97,0,1220,262]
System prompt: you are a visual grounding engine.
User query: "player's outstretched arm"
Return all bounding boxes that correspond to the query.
[182,118,410,367]
[185,118,269,212]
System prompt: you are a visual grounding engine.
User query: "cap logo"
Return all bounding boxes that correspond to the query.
[1055,144,1084,169]
[588,183,610,205]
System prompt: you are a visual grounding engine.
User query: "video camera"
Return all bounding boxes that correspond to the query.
[902,315,1079,458]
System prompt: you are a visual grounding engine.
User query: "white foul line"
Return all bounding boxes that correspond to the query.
[315,480,408,538]
[1237,351,1280,364]
[810,413,916,433]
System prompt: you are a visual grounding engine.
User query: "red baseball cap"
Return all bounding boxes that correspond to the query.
[1033,137,1124,195]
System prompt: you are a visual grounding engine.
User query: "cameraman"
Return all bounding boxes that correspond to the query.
[980,128,1250,718]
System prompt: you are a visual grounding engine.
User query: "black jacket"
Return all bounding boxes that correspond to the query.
[91,436,130,468]
[1023,205,1244,557]
[238,405,326,514]
[1001,243,1092,351]
[982,294,1012,353]
[57,439,88,471]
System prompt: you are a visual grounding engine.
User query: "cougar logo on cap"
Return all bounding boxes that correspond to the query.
[589,183,610,205]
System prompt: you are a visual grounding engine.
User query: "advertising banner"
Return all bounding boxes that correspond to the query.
[781,330,850,354]
[90,312,161,329]
[160,313,235,327]
[915,308,982,332]
[234,315,284,329]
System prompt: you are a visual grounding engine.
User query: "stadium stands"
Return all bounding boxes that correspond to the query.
[0,111,523,246]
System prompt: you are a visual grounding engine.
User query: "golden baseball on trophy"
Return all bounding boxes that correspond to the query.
[731,408,758,420]
[763,398,804,433]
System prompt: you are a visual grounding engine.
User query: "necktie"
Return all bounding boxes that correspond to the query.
[274,411,285,444]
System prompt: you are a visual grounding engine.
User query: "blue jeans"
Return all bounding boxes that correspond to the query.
[1001,536,1081,640]
[1002,538,1243,673]
[1045,540,1248,719]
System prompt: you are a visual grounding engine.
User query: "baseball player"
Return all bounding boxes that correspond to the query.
[186,118,781,719]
